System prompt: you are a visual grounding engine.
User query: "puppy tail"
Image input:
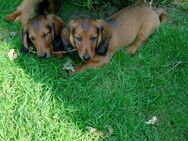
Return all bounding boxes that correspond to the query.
[154,8,167,23]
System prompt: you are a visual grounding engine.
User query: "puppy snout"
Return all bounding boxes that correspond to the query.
[83,53,90,61]
[39,53,48,58]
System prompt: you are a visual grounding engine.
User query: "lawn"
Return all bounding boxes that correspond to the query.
[0,0,188,141]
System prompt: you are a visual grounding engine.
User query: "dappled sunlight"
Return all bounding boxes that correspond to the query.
[0,0,188,140]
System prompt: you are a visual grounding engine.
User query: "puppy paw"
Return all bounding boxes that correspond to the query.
[5,15,16,22]
[14,16,21,22]
[127,46,138,55]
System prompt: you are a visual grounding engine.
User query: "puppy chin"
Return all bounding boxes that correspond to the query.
[46,53,51,58]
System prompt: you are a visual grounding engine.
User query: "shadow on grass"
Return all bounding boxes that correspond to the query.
[1,1,188,140]
[13,53,143,139]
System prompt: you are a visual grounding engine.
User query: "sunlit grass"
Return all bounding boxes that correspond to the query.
[0,0,188,141]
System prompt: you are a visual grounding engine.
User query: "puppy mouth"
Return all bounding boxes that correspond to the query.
[37,51,51,59]
[82,58,90,62]
[40,53,47,58]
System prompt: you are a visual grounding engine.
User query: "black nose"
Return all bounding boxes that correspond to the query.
[40,53,47,58]
[83,54,90,61]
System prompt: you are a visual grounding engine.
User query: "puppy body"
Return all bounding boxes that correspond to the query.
[107,6,166,54]
[67,6,167,73]
[6,0,59,25]
[6,0,66,58]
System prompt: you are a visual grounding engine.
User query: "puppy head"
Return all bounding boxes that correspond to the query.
[68,18,111,61]
[21,14,64,58]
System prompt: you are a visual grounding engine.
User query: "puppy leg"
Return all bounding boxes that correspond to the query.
[128,22,158,55]
[72,56,110,74]
[127,35,147,55]
[6,11,22,22]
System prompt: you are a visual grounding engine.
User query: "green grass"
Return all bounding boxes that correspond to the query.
[0,0,188,141]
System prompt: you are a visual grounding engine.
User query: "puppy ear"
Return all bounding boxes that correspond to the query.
[67,19,78,33]
[20,25,29,54]
[47,14,64,51]
[93,20,111,56]
[61,27,74,52]
[47,14,64,40]
[67,19,79,48]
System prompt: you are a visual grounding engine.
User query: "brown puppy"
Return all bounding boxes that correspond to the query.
[67,6,167,73]
[6,0,59,25]
[21,14,65,58]
[6,0,66,58]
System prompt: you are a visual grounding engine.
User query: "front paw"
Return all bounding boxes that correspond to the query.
[6,14,16,22]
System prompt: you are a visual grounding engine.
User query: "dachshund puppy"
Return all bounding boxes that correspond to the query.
[67,6,167,73]
[6,0,59,25]
[21,14,65,58]
[6,0,67,58]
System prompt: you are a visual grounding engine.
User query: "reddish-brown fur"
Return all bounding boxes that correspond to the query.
[6,0,64,58]
[67,6,167,73]
[22,14,64,58]
[6,0,58,25]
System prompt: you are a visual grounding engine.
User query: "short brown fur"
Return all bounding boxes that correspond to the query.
[6,0,64,58]
[67,6,167,73]
[6,0,58,25]
[22,14,64,58]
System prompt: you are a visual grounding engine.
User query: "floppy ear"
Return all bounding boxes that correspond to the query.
[61,27,74,51]
[47,14,64,39]
[67,19,79,48]
[47,14,64,51]
[67,19,78,33]
[51,22,64,52]
[94,20,111,56]
[20,25,29,54]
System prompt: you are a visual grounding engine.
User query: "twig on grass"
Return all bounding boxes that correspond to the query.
[159,61,183,78]
[123,61,188,71]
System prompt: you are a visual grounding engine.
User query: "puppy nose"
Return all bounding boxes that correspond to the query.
[40,53,47,58]
[83,53,90,61]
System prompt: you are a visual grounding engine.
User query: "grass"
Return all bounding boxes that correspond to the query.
[0,0,188,141]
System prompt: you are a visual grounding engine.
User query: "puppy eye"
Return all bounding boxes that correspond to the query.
[30,37,35,41]
[91,36,97,42]
[74,36,81,42]
[43,32,49,38]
